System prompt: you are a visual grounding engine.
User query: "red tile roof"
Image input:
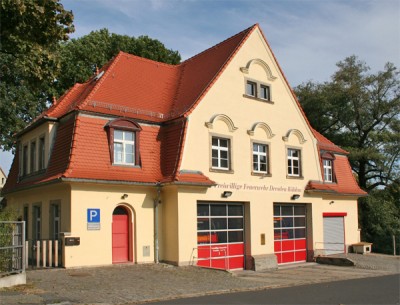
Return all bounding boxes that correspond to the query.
[311,128,348,154]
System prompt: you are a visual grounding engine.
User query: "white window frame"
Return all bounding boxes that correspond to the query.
[252,142,268,174]
[259,84,271,101]
[246,81,257,97]
[113,130,135,165]
[323,159,333,182]
[38,136,45,170]
[211,137,230,170]
[287,148,301,177]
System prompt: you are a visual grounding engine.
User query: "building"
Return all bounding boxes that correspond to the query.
[2,24,366,270]
[0,167,7,205]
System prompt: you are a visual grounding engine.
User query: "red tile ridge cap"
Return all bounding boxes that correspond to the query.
[179,24,258,118]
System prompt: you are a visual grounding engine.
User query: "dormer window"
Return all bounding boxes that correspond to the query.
[322,152,335,183]
[106,118,141,166]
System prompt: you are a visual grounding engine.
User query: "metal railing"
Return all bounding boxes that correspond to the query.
[0,221,25,276]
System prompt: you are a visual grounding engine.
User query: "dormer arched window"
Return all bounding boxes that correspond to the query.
[321,152,335,183]
[105,118,142,166]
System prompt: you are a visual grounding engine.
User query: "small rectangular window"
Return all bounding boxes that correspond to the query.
[253,143,268,173]
[30,140,36,173]
[211,137,230,170]
[246,81,257,97]
[323,159,333,182]
[50,202,61,240]
[22,145,28,176]
[287,148,301,177]
[32,205,41,240]
[39,137,45,170]
[113,130,135,165]
[260,85,270,100]
[23,206,29,239]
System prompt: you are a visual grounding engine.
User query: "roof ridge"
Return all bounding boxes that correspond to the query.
[181,24,258,64]
[118,51,178,69]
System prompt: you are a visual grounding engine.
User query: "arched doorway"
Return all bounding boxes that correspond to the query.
[112,206,131,263]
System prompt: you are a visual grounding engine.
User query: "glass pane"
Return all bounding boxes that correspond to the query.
[125,153,134,164]
[114,143,123,163]
[273,205,280,216]
[283,229,294,239]
[260,163,267,172]
[124,131,134,141]
[295,228,306,239]
[220,151,228,159]
[212,149,218,158]
[228,205,243,216]
[228,231,243,243]
[197,232,211,244]
[294,206,306,215]
[197,205,209,216]
[219,139,228,148]
[211,218,227,230]
[211,205,226,216]
[125,144,134,154]
[294,217,306,227]
[274,229,282,240]
[216,231,227,243]
[273,217,281,228]
[212,137,218,146]
[114,130,123,140]
[228,218,243,229]
[220,159,228,168]
[282,217,293,228]
[281,206,293,216]
[212,158,219,167]
[253,143,258,151]
[197,218,210,231]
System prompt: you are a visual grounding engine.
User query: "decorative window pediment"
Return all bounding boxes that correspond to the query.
[282,129,307,144]
[247,122,275,138]
[205,114,238,132]
[240,58,277,81]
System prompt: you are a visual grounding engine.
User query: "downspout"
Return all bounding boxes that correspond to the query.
[154,183,162,263]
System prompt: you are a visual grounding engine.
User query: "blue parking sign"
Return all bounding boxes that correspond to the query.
[87,209,100,223]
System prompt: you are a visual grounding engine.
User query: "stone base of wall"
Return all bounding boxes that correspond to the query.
[247,254,278,271]
[0,272,26,288]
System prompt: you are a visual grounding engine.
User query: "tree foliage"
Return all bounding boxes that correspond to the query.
[0,0,74,151]
[54,29,181,97]
[295,56,400,191]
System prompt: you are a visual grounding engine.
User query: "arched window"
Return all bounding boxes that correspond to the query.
[105,118,142,166]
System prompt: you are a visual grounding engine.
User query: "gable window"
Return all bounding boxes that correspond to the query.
[211,137,230,170]
[246,81,257,97]
[39,136,45,170]
[30,140,36,173]
[106,118,141,166]
[287,148,301,177]
[253,143,269,174]
[260,84,271,101]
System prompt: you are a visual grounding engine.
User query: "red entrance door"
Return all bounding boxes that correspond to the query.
[112,207,129,263]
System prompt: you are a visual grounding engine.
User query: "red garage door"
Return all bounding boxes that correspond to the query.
[197,203,244,270]
[112,206,129,263]
[274,204,307,264]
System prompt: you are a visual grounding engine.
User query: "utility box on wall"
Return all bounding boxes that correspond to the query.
[65,237,80,246]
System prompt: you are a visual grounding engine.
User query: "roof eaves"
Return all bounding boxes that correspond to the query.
[61,177,157,187]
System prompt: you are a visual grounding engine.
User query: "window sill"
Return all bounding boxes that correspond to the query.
[286,175,304,180]
[243,94,274,104]
[210,168,234,174]
[252,172,272,177]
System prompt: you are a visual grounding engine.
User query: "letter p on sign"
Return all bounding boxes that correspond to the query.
[87,209,100,223]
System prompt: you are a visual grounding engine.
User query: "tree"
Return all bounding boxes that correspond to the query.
[0,0,74,151]
[295,56,400,191]
[54,29,181,97]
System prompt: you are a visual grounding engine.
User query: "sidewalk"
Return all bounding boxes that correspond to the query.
[0,254,399,305]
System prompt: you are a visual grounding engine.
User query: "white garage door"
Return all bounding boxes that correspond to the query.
[323,215,345,255]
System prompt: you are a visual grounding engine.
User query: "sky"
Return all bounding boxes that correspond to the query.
[1,0,399,176]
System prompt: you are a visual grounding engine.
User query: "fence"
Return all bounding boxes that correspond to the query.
[0,221,25,276]
[25,239,63,268]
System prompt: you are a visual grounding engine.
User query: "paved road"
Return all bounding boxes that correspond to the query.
[146,274,400,305]
[0,253,399,304]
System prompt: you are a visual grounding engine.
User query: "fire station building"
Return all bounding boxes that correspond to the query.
[3,24,366,270]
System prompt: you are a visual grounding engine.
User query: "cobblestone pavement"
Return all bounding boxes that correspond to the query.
[0,254,399,305]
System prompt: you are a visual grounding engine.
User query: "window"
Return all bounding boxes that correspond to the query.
[323,159,333,182]
[253,143,268,174]
[246,81,257,97]
[287,148,301,177]
[39,137,45,170]
[32,205,41,240]
[211,137,230,170]
[22,144,28,176]
[50,202,61,240]
[114,130,135,164]
[1,178,4,185]
[106,118,141,166]
[30,140,36,173]
[260,84,271,101]
[23,206,29,239]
